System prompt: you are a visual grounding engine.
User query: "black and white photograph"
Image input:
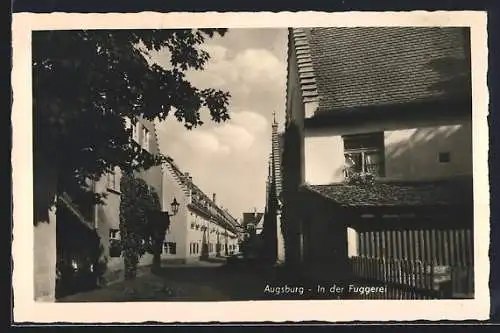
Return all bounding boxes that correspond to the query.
[12,11,490,323]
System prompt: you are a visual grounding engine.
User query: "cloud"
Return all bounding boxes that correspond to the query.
[209,111,269,151]
[184,46,285,94]
[182,129,230,155]
[230,110,268,133]
[158,109,268,158]
[150,29,287,215]
[212,124,254,150]
[204,44,229,61]
[232,49,284,84]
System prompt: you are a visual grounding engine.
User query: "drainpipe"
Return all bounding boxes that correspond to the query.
[92,179,98,229]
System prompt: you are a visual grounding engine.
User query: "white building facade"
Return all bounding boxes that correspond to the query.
[161,158,240,263]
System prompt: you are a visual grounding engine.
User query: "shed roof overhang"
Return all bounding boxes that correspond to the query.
[300,179,473,230]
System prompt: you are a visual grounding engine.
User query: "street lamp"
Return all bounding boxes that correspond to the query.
[169,197,179,216]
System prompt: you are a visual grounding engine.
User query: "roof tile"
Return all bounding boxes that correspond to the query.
[305,178,472,207]
[293,27,471,113]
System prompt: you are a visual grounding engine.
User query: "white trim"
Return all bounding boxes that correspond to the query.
[304,100,319,118]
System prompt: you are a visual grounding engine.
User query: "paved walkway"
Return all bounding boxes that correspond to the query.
[59,262,266,302]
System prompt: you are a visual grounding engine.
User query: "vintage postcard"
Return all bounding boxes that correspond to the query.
[12,11,490,323]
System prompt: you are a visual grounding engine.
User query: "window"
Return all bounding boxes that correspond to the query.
[164,242,169,254]
[124,116,132,130]
[109,228,120,240]
[132,120,140,142]
[343,132,385,177]
[169,242,177,255]
[106,169,120,192]
[142,127,150,151]
[109,228,121,257]
[439,152,451,163]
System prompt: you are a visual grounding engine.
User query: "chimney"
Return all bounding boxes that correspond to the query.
[213,193,216,204]
[184,172,192,183]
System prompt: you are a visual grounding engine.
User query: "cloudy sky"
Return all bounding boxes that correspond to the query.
[151,29,288,219]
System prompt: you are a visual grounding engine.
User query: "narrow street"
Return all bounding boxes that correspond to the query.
[58,261,327,302]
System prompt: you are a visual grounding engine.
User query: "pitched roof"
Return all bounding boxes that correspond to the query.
[271,119,283,198]
[162,156,239,230]
[290,27,471,113]
[305,178,472,208]
[242,212,264,227]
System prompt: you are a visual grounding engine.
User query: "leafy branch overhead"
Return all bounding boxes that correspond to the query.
[33,29,231,204]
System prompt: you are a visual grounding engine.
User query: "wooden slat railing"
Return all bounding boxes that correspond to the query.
[350,256,474,299]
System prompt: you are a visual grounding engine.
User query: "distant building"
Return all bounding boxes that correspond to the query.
[240,210,264,257]
[261,113,285,265]
[162,157,240,262]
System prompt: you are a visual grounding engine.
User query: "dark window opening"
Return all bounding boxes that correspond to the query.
[109,228,120,239]
[439,152,451,163]
[343,132,385,177]
[169,242,177,255]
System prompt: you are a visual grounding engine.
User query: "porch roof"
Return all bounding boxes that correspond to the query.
[304,178,472,209]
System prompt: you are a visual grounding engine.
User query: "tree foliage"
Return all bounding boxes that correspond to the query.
[119,173,162,279]
[33,29,231,206]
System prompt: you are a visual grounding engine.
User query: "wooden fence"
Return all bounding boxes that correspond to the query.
[349,228,474,299]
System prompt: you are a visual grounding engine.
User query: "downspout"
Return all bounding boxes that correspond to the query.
[92,179,98,229]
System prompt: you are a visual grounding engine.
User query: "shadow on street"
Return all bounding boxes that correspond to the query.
[58,261,346,302]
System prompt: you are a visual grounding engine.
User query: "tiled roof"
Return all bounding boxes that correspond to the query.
[291,27,471,113]
[162,156,239,230]
[271,120,283,198]
[305,179,472,208]
[242,212,264,227]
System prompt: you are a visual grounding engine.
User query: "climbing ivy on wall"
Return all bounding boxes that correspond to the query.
[119,172,161,280]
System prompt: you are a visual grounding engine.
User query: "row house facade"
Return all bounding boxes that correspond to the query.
[94,116,164,283]
[282,27,474,298]
[35,115,164,301]
[161,157,240,263]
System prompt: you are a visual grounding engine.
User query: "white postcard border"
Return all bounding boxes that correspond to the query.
[12,11,490,323]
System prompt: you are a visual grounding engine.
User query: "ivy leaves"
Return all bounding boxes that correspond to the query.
[119,174,163,279]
